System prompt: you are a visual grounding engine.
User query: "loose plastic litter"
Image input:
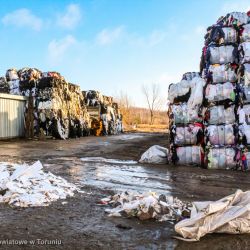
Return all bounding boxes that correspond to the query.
[102,191,191,222]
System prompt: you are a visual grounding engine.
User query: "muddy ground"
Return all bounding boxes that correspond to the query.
[0,133,250,250]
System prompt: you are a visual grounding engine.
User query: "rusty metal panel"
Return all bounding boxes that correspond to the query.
[0,94,27,139]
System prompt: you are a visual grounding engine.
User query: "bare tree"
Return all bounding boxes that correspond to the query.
[114,91,133,125]
[142,83,162,125]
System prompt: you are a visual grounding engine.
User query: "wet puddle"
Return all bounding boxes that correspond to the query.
[80,157,137,164]
[116,134,145,140]
[48,157,172,195]
[68,157,171,194]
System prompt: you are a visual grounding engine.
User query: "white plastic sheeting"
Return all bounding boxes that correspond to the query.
[0,161,79,207]
[175,189,250,241]
[168,77,205,110]
[139,145,168,164]
[187,77,205,110]
[168,80,190,104]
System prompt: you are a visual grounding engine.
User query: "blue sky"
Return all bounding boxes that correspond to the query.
[0,0,250,107]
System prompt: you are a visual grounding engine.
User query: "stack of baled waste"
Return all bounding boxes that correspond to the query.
[36,71,71,139]
[36,73,91,139]
[238,17,250,170]
[201,12,250,169]
[0,68,91,139]
[168,11,250,170]
[0,67,122,139]
[83,90,123,135]
[36,73,90,139]
[168,72,205,166]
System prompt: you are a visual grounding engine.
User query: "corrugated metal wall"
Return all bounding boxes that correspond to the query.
[0,94,28,139]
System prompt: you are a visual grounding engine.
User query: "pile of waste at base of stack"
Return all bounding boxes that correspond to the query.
[0,67,123,139]
[168,11,250,170]
[83,90,123,136]
[139,145,169,164]
[0,161,79,207]
[101,191,191,222]
[175,189,250,241]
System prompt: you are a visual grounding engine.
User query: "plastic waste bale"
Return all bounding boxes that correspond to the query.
[206,147,237,169]
[175,146,203,166]
[205,82,235,102]
[208,45,237,65]
[206,124,235,146]
[139,145,168,164]
[208,64,237,83]
[205,105,235,125]
[239,124,250,144]
[173,124,203,146]
[171,104,201,124]
[238,84,250,103]
[238,104,250,124]
[239,42,250,64]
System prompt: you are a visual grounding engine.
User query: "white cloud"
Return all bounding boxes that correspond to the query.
[95,26,168,47]
[220,0,250,15]
[148,30,167,46]
[57,4,81,29]
[2,8,43,31]
[195,25,206,36]
[48,35,76,63]
[96,26,124,45]
[126,29,168,47]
